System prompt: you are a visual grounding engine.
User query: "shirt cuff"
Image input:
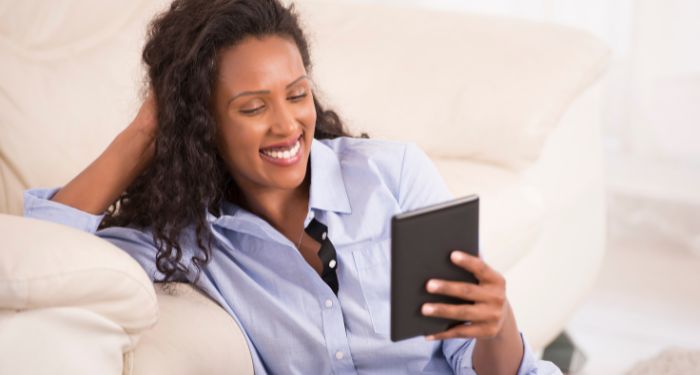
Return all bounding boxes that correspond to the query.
[23,188,105,233]
[450,333,562,374]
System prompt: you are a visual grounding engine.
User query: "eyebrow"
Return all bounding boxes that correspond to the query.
[226,75,310,106]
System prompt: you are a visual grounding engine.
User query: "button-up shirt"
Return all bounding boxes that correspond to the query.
[24,137,561,374]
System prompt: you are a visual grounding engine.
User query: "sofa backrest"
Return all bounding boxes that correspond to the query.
[0,0,609,215]
[0,0,169,214]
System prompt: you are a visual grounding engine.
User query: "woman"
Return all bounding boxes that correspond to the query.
[24,0,560,373]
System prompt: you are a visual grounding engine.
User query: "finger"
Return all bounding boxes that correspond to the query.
[425,279,490,302]
[421,302,499,323]
[426,321,501,341]
[450,251,504,285]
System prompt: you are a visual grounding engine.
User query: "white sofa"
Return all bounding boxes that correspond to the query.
[0,0,609,373]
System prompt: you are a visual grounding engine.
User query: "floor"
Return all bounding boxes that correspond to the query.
[565,198,700,374]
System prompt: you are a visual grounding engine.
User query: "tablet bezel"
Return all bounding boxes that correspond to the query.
[390,195,479,341]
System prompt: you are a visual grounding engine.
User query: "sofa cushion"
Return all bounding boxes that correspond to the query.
[128,283,254,375]
[433,158,545,272]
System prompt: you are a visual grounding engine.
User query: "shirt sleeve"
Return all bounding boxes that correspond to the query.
[397,143,454,211]
[23,187,165,281]
[23,188,104,233]
[443,334,563,374]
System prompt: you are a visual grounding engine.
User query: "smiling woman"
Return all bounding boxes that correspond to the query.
[21,0,561,374]
[90,0,354,284]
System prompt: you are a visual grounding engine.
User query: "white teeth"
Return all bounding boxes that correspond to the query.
[261,139,301,160]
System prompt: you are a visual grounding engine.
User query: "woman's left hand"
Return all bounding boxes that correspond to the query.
[421,250,509,340]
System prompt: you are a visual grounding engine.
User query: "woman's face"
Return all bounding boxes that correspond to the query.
[212,35,316,196]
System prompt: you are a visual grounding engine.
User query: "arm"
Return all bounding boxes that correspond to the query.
[52,94,157,214]
[23,93,165,280]
[396,143,560,374]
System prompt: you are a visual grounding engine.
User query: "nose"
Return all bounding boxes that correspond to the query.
[269,100,298,136]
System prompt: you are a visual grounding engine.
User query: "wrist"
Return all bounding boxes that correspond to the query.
[125,118,157,143]
[472,301,523,375]
[115,123,156,170]
[484,300,517,343]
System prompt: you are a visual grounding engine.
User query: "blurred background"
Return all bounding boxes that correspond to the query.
[349,0,700,373]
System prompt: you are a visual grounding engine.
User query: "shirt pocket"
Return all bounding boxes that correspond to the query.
[351,238,391,337]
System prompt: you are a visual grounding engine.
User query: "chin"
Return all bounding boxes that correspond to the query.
[263,155,309,190]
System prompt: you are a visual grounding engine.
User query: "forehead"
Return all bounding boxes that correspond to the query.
[216,35,306,91]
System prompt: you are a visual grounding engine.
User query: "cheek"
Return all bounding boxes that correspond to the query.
[217,122,263,162]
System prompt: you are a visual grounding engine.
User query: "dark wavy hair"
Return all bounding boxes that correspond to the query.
[100,0,353,283]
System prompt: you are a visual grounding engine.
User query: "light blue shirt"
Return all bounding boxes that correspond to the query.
[24,138,560,374]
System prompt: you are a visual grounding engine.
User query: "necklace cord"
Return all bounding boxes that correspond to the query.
[297,227,305,248]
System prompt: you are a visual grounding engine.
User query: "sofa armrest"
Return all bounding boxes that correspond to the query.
[0,213,158,374]
[127,283,254,375]
[1,212,158,326]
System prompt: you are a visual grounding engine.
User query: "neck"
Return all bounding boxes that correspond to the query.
[237,175,311,238]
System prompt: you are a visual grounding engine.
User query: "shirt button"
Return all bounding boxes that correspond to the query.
[335,351,344,360]
[322,232,327,240]
[324,299,333,308]
[329,259,337,269]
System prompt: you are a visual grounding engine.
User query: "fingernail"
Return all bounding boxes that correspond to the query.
[426,280,440,292]
[422,304,435,315]
[451,251,465,262]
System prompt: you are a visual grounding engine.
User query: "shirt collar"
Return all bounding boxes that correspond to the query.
[308,138,352,214]
[205,139,352,248]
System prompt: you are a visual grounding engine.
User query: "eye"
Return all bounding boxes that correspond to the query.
[288,91,308,102]
[239,105,265,115]
[239,98,266,115]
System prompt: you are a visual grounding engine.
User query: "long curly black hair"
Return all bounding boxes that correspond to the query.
[100,0,353,283]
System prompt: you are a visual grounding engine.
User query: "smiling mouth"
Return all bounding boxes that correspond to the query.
[259,134,303,161]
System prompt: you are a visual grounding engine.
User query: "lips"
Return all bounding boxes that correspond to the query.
[261,134,303,151]
[259,134,303,165]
